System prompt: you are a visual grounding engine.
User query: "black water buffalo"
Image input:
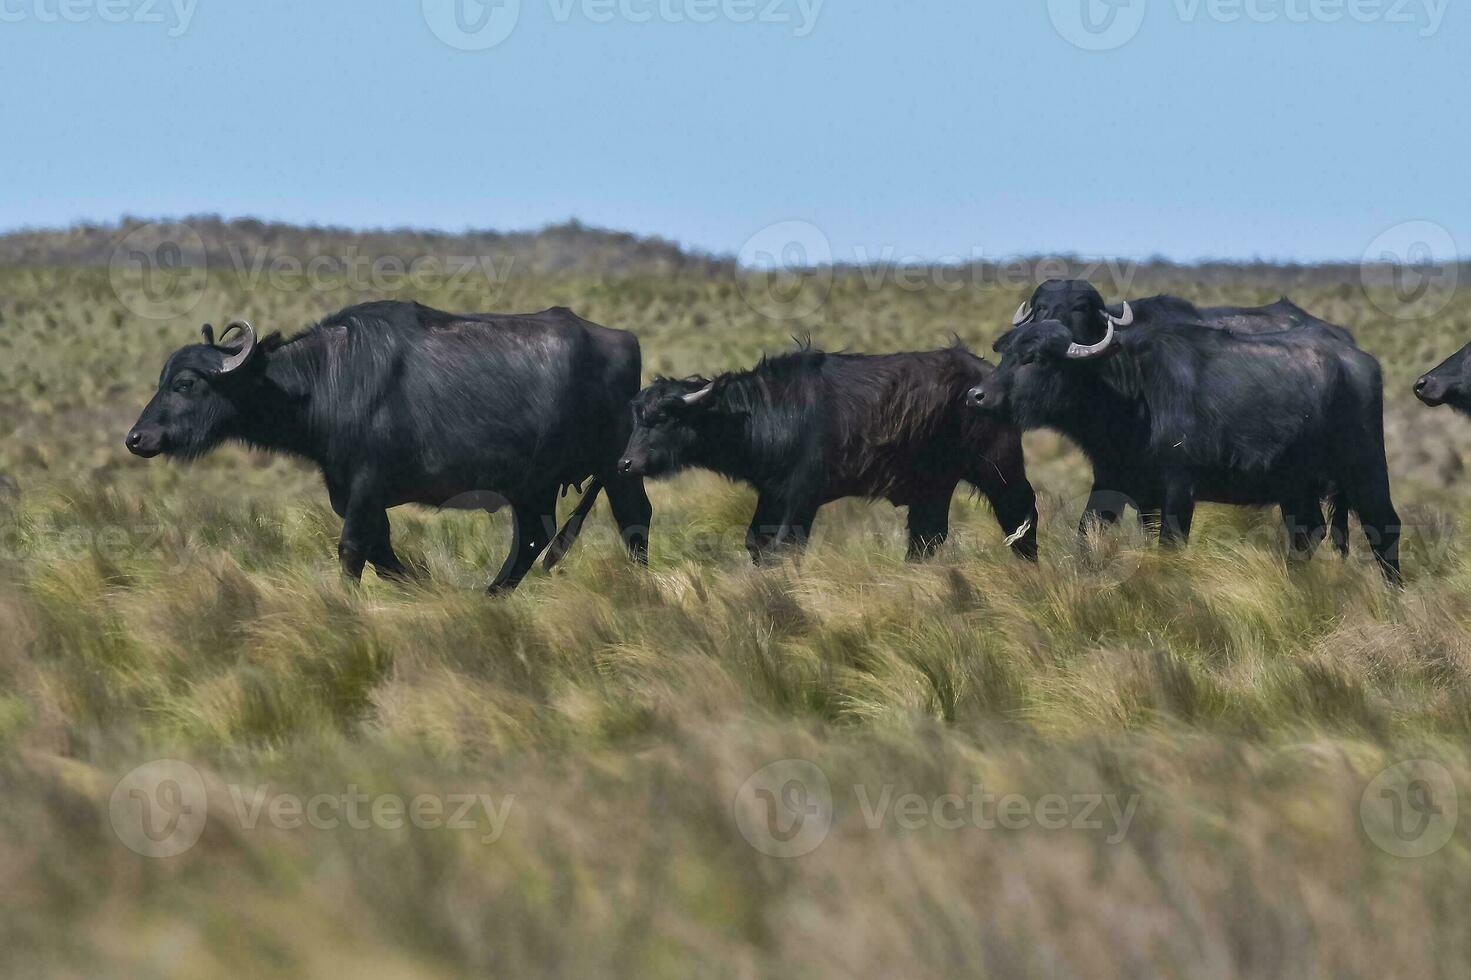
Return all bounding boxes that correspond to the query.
[1416,343,1471,414]
[1013,278,1357,345]
[1000,279,1367,555]
[125,301,652,593]
[617,346,1039,562]
[968,296,1402,581]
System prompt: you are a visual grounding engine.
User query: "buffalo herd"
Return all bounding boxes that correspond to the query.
[126,281,1471,591]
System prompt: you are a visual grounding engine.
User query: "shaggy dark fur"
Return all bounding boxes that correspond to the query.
[619,345,1038,562]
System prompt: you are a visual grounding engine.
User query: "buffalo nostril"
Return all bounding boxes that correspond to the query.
[618,458,633,474]
[1415,378,1428,392]
[126,431,140,447]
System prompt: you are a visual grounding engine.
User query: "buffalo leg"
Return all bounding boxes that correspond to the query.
[1347,478,1402,584]
[368,515,419,583]
[746,496,782,563]
[974,476,1039,562]
[747,496,816,564]
[772,503,819,554]
[1078,484,1130,537]
[1160,477,1195,547]
[338,498,389,582]
[906,492,953,561]
[1281,497,1328,562]
[605,474,653,566]
[488,490,557,595]
[1328,495,1351,557]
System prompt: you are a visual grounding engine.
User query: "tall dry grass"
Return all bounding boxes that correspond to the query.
[0,242,1469,978]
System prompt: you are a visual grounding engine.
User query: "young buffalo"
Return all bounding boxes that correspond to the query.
[125,301,652,594]
[1416,343,1471,415]
[618,347,1038,562]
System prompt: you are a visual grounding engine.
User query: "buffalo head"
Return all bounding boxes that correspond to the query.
[1007,279,1134,350]
[618,377,721,478]
[125,321,264,459]
[1415,342,1471,415]
[968,305,1130,423]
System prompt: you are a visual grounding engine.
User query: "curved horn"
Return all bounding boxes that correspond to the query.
[1066,319,1116,360]
[1012,302,1032,327]
[682,381,716,406]
[216,319,257,374]
[200,323,215,346]
[1104,301,1134,328]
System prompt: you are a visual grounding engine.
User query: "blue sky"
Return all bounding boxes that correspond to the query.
[0,0,1463,262]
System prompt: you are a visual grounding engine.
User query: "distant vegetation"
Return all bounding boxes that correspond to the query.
[0,218,1468,978]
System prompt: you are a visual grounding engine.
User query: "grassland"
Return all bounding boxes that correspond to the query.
[1,225,1470,978]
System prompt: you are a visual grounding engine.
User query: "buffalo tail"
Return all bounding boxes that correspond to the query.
[542,480,605,572]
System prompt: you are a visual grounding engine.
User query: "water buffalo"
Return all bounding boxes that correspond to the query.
[125,300,652,593]
[968,299,1402,581]
[1012,278,1357,345]
[617,346,1038,562]
[1416,343,1471,414]
[1003,279,1368,555]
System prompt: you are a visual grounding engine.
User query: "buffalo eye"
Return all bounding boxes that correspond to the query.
[172,377,197,394]
[1019,352,1038,367]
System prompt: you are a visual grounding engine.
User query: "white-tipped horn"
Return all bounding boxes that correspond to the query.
[1066,319,1116,360]
[216,319,258,374]
[1104,301,1134,328]
[682,382,715,406]
[1012,302,1032,327]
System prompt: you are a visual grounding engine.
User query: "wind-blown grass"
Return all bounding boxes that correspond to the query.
[0,251,1469,978]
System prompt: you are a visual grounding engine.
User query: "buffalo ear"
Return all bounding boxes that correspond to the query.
[993,329,1019,355]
